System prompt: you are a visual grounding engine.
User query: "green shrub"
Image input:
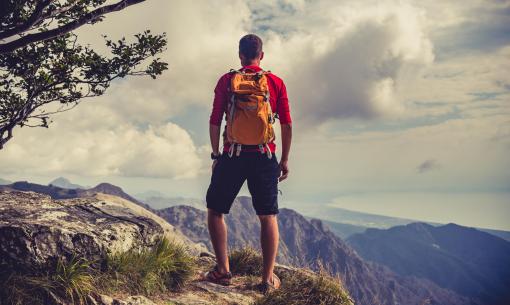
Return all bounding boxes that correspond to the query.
[103,237,196,295]
[254,267,353,305]
[228,246,263,276]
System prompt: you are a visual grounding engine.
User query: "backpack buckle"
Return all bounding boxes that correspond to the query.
[236,143,242,157]
[228,143,235,158]
[265,143,272,159]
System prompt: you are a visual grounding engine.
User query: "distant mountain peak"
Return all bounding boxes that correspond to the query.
[51,176,70,183]
[405,222,433,229]
[48,177,85,189]
[91,182,123,191]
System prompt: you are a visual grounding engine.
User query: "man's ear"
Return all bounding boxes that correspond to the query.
[239,51,244,61]
[260,51,264,61]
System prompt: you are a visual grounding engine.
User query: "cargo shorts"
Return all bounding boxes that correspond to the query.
[206,151,280,215]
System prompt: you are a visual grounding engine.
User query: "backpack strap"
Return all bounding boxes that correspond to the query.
[265,143,272,159]
[228,142,235,157]
[229,68,271,75]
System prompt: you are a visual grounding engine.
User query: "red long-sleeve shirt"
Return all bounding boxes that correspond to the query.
[209,65,292,153]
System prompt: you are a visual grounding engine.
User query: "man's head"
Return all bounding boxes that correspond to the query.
[239,34,264,66]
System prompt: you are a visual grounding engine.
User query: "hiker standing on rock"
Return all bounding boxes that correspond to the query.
[203,34,292,293]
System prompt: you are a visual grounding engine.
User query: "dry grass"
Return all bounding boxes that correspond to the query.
[254,266,353,305]
[101,237,197,295]
[228,246,263,276]
[0,237,197,304]
[1,256,94,305]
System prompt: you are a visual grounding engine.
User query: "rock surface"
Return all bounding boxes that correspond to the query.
[0,191,204,272]
[88,256,265,305]
[89,294,157,305]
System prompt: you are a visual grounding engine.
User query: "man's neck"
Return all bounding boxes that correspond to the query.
[241,60,260,67]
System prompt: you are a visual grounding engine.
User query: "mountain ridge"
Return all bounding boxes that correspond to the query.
[159,196,474,305]
[0,180,503,304]
[348,222,510,305]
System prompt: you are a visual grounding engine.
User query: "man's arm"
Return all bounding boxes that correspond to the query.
[209,75,228,164]
[275,79,292,182]
[279,123,292,182]
[210,123,221,156]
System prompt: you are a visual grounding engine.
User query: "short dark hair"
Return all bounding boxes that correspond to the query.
[239,34,263,60]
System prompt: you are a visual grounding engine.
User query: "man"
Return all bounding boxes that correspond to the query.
[204,34,292,293]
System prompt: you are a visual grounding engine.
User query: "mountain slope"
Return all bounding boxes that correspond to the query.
[0,181,156,213]
[348,222,510,305]
[315,218,368,239]
[141,195,207,210]
[159,196,473,305]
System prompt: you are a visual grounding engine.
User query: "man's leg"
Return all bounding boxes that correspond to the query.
[206,153,246,276]
[259,214,279,283]
[207,208,230,274]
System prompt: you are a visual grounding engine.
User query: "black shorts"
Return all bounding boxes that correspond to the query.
[206,151,280,215]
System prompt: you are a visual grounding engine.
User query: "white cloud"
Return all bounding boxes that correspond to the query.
[0,101,203,178]
[1,0,254,179]
[281,111,510,202]
[247,1,435,125]
[74,0,253,123]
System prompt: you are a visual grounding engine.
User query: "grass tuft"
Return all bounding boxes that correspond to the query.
[254,266,353,305]
[228,246,263,276]
[102,237,196,295]
[1,255,94,305]
[0,237,197,304]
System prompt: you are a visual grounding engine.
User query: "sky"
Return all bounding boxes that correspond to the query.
[1,0,509,230]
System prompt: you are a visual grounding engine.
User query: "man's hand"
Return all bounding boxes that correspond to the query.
[278,159,289,182]
[279,123,291,182]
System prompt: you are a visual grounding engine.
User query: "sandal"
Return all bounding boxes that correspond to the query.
[258,273,281,294]
[203,264,233,286]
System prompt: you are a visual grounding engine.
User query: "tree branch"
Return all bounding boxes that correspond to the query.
[0,0,146,54]
[40,3,76,23]
[0,127,13,149]
[0,0,52,40]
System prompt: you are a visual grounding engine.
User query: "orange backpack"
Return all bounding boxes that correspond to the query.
[224,68,276,158]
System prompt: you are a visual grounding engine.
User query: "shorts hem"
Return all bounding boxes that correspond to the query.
[206,205,230,214]
[255,209,279,216]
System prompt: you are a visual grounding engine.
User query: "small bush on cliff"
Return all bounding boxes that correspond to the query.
[1,256,94,305]
[229,246,263,276]
[101,237,196,295]
[254,267,353,305]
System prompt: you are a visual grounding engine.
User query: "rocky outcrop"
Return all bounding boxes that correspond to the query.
[0,190,263,305]
[0,191,205,272]
[0,189,355,305]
